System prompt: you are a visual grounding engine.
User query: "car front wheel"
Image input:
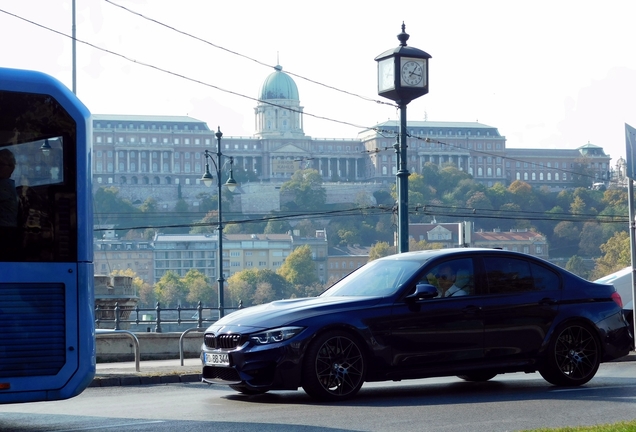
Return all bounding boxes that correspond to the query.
[302,330,366,401]
[539,323,601,386]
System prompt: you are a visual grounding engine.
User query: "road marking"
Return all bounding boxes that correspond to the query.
[56,420,165,431]
[551,384,636,392]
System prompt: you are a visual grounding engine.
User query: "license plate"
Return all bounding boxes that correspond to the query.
[206,352,229,366]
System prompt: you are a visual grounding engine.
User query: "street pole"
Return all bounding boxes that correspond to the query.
[397,102,409,253]
[215,128,225,318]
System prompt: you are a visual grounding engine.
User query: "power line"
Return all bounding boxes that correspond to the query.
[0,7,380,133]
[104,0,397,109]
[93,200,629,234]
[2,6,616,186]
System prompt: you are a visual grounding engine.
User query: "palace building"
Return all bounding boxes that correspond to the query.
[92,65,612,211]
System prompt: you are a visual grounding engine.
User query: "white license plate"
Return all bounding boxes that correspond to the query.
[206,352,229,366]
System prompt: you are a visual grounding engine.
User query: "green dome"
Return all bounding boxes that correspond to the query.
[259,65,299,100]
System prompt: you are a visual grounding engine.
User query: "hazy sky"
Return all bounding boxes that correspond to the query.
[2,0,636,163]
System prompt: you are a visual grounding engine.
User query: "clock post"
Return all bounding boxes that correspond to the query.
[375,23,431,253]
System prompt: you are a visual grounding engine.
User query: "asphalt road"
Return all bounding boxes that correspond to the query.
[1,361,636,432]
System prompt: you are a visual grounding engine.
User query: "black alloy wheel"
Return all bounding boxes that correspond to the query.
[539,323,601,386]
[302,330,366,401]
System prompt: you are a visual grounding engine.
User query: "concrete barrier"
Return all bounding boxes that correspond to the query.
[96,331,204,362]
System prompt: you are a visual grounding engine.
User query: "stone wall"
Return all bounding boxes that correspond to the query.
[96,332,204,362]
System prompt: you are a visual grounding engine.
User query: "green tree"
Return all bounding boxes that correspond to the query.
[196,192,216,213]
[264,219,292,234]
[182,269,215,307]
[565,255,590,279]
[190,211,218,234]
[154,271,187,306]
[139,197,158,213]
[578,222,604,257]
[277,245,318,287]
[280,169,326,211]
[174,198,189,213]
[93,186,139,228]
[227,269,292,307]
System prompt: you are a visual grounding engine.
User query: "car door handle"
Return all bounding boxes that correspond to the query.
[462,305,481,315]
[539,297,557,305]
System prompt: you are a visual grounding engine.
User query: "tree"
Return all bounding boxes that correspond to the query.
[174,198,189,213]
[277,245,318,287]
[368,241,395,261]
[264,219,292,234]
[182,269,215,306]
[93,186,139,228]
[591,231,630,279]
[578,222,604,257]
[565,255,590,279]
[154,271,187,306]
[409,239,442,251]
[227,269,292,307]
[139,197,158,213]
[280,169,326,211]
[190,210,218,234]
[252,282,276,304]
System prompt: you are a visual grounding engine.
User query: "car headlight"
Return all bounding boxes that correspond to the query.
[250,326,305,345]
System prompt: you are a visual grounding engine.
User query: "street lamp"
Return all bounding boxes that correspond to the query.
[201,126,238,318]
[375,22,431,253]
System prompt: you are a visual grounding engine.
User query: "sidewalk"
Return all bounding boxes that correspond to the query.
[90,357,202,387]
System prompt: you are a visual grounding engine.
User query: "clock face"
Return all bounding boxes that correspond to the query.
[401,60,424,87]
[378,58,395,92]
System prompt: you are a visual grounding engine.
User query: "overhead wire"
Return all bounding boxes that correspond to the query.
[1,6,626,238]
[0,6,616,185]
[103,0,397,108]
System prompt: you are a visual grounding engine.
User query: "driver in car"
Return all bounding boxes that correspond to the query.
[436,264,468,297]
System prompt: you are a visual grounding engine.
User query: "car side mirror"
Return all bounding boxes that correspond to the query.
[406,283,439,301]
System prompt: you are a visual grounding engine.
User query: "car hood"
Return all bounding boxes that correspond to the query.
[206,295,382,333]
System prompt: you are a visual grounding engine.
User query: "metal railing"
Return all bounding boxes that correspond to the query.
[95,329,140,371]
[95,301,242,332]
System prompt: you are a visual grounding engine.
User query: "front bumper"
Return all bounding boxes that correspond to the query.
[201,334,306,391]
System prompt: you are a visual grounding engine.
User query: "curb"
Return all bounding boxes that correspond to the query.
[89,373,202,387]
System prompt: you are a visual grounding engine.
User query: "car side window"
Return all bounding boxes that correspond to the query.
[421,258,474,298]
[483,257,535,294]
[529,262,561,290]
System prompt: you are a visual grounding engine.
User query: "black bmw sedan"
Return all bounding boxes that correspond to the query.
[201,248,633,401]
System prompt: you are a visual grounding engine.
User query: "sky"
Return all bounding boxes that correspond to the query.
[1,0,636,164]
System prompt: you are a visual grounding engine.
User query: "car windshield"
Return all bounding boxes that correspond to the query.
[321,259,424,297]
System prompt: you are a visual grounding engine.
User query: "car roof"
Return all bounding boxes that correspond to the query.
[378,248,545,264]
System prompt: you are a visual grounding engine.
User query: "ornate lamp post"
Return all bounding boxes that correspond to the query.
[375,23,431,253]
[201,127,238,318]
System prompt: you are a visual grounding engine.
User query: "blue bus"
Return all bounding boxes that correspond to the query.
[0,67,95,403]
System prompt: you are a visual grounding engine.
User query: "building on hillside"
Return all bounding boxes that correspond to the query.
[91,65,613,212]
[94,238,154,283]
[152,230,328,284]
[291,229,329,284]
[471,229,549,259]
[326,245,370,284]
[409,222,472,248]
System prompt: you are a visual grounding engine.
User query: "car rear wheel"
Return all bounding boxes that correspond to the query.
[229,384,268,395]
[457,372,497,382]
[539,323,601,386]
[302,330,366,401]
